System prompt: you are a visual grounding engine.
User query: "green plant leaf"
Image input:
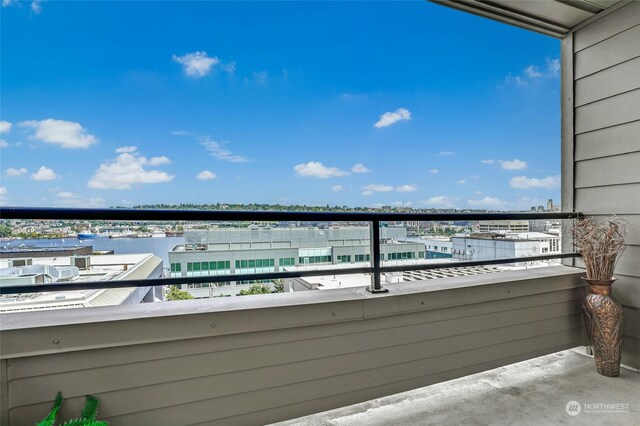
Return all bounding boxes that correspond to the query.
[81,395,99,420]
[36,392,63,426]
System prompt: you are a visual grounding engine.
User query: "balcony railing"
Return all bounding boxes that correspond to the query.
[0,207,581,295]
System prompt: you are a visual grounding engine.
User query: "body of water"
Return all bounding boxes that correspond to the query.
[1,237,185,267]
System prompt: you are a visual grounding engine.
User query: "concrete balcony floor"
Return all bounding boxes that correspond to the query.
[273,350,640,426]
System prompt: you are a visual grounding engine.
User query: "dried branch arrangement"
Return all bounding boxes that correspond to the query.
[572,216,627,280]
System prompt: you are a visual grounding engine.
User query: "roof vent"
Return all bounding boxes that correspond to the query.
[70,256,91,270]
[9,258,33,267]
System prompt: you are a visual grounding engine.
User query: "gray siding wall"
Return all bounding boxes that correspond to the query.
[0,267,585,425]
[566,1,640,369]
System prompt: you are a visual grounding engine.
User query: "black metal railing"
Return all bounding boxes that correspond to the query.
[0,207,581,295]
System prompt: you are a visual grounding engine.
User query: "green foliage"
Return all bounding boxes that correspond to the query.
[37,394,108,426]
[239,284,271,295]
[272,279,284,293]
[37,392,63,426]
[165,285,194,301]
[0,224,12,238]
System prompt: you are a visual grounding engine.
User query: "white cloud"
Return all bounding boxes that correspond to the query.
[510,175,560,189]
[547,57,560,77]
[55,194,106,208]
[251,71,268,84]
[31,166,58,181]
[0,187,6,197]
[88,151,174,189]
[294,162,348,179]
[31,0,41,13]
[56,191,77,199]
[374,108,411,128]
[505,57,561,88]
[0,120,11,133]
[481,159,495,164]
[6,167,28,176]
[171,130,190,136]
[429,169,439,174]
[116,146,137,154]
[468,196,507,208]
[196,170,217,180]
[524,65,542,78]
[395,184,417,192]
[437,151,454,156]
[504,74,528,87]
[19,119,97,148]
[200,137,249,163]
[474,191,483,195]
[423,196,456,209]
[457,179,466,184]
[363,184,393,192]
[0,139,8,148]
[223,62,236,74]
[2,0,15,7]
[146,156,171,166]
[331,185,343,192]
[351,163,370,173]
[499,159,527,170]
[361,183,416,194]
[172,51,219,77]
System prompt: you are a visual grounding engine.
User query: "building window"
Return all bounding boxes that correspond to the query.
[337,255,351,263]
[279,257,295,266]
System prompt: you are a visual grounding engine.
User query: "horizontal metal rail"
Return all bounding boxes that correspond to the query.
[0,207,580,222]
[0,253,580,294]
[0,207,581,295]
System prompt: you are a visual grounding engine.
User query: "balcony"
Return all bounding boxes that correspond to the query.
[1,258,590,425]
[2,0,640,424]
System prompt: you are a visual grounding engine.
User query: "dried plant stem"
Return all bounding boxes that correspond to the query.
[572,217,627,280]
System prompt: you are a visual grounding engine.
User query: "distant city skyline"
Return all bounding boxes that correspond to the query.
[1,1,561,210]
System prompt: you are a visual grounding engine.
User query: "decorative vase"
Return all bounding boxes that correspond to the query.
[582,277,623,377]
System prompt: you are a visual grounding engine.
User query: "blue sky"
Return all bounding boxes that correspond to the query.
[1,1,561,210]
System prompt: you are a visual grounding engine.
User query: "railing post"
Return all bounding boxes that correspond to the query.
[367,220,388,293]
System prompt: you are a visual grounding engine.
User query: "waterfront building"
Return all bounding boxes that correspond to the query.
[451,231,561,267]
[422,237,454,259]
[168,226,425,298]
[477,220,529,232]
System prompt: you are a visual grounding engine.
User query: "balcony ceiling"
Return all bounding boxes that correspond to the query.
[429,0,623,38]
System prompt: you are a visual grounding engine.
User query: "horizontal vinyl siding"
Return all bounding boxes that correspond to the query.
[574,24,640,79]
[622,336,640,368]
[575,56,640,107]
[575,184,640,214]
[574,1,640,52]
[575,151,640,188]
[623,306,640,339]
[575,88,640,134]
[2,270,585,425]
[572,0,640,371]
[575,120,640,161]
[612,274,640,308]
[203,343,576,426]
